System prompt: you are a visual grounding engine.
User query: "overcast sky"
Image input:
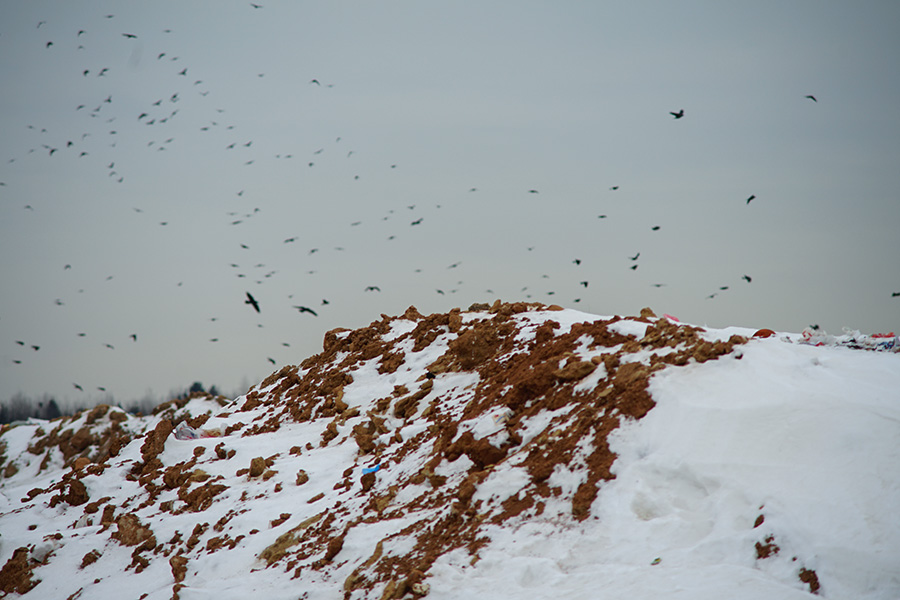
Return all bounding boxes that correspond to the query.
[2,1,898,405]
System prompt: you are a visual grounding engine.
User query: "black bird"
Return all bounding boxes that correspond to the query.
[268,357,276,364]
[122,33,137,39]
[610,186,619,191]
[630,265,639,270]
[251,3,263,7]
[310,79,321,85]
[245,292,260,313]
[411,218,423,226]
[629,252,640,261]
[73,383,83,391]
[528,189,539,194]
[580,281,589,288]
[805,95,817,102]
[130,334,137,341]
[891,292,900,297]
[746,195,756,204]
[321,299,330,305]
[651,226,660,231]
[742,275,752,283]
[365,286,381,292]
[670,109,684,119]
[293,305,318,316]
[573,259,581,265]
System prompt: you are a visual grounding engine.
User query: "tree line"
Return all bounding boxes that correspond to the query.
[0,381,225,425]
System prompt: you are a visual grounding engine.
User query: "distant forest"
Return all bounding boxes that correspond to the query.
[0,381,227,425]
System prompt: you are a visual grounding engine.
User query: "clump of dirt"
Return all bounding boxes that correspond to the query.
[0,548,40,595]
[799,567,821,594]
[112,513,156,547]
[755,535,780,559]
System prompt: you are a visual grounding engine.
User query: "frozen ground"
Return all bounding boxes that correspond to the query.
[1,302,898,599]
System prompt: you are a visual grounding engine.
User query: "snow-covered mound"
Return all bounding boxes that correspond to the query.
[1,302,898,600]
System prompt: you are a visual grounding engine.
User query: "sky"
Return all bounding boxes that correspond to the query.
[1,1,899,405]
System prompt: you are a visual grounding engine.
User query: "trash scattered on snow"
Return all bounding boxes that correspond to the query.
[798,327,899,352]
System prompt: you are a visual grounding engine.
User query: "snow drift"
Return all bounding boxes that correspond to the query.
[1,301,898,600]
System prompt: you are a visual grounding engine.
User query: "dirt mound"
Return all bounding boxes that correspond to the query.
[0,302,746,599]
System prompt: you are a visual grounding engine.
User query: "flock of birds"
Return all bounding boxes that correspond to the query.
[1,7,860,400]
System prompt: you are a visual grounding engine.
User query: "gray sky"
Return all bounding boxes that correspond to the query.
[2,1,899,405]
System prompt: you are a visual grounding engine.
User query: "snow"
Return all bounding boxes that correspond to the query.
[1,304,898,599]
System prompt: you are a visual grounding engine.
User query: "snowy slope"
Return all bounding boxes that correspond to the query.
[1,302,898,600]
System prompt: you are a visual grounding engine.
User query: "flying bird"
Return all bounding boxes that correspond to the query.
[364,286,381,292]
[245,291,260,313]
[293,305,318,316]
[73,383,84,391]
[805,95,817,102]
[122,33,137,39]
[746,195,756,204]
[629,252,640,261]
[609,186,619,191]
[309,79,321,85]
[580,281,589,288]
[892,292,900,297]
[651,226,660,231]
[250,3,263,7]
[670,109,684,119]
[742,275,752,283]
[411,218,423,226]
[573,259,581,265]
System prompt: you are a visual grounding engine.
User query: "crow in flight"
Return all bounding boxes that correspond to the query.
[610,186,619,190]
[805,95,817,102]
[746,195,756,204]
[670,109,684,119]
[293,305,318,316]
[629,252,640,261]
[365,286,381,292]
[742,275,752,283]
[245,292,260,313]
[122,33,137,39]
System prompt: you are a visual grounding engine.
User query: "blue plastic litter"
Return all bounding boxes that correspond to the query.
[361,464,381,475]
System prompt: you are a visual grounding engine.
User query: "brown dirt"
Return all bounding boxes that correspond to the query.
[0,548,39,595]
[0,303,750,599]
